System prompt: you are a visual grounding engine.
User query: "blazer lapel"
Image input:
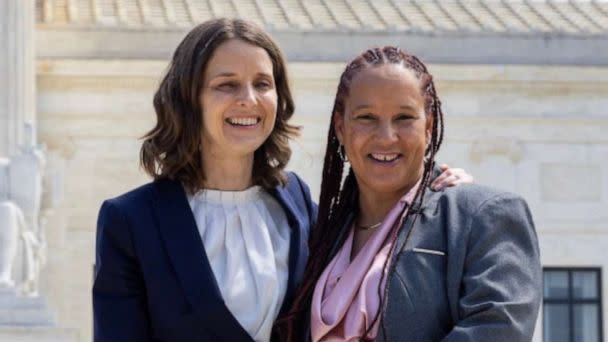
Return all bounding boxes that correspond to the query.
[389,185,437,265]
[268,185,307,315]
[377,185,435,338]
[151,178,252,341]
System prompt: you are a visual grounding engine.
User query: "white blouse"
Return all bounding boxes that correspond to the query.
[187,186,291,342]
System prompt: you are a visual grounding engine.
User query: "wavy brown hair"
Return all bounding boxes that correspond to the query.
[276,46,445,340]
[140,18,299,192]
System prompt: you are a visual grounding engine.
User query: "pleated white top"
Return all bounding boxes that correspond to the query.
[187,186,291,342]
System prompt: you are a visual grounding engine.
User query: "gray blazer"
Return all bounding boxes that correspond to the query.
[306,183,542,341]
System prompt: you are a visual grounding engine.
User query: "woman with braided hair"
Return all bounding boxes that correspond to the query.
[278,46,541,341]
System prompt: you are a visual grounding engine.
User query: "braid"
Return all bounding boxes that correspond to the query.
[276,46,445,341]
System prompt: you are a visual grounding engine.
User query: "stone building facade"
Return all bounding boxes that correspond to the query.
[1,0,607,341]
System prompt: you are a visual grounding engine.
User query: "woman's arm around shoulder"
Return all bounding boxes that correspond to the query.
[93,199,151,342]
[444,191,542,342]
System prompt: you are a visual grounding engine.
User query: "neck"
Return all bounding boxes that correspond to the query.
[357,179,421,227]
[201,150,254,191]
[357,191,402,227]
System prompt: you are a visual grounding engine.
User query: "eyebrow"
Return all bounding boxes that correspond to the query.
[352,104,418,111]
[209,72,273,79]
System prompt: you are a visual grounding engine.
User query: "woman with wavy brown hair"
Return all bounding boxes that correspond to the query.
[92,18,318,342]
[93,19,472,342]
[279,46,541,342]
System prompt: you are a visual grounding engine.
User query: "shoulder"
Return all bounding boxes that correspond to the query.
[98,178,183,227]
[101,181,158,215]
[427,184,534,239]
[96,180,172,250]
[432,183,528,215]
[274,171,317,226]
[284,171,309,190]
[281,171,313,203]
[432,184,536,250]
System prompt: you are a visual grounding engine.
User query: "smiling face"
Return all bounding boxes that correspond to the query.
[334,63,432,198]
[200,39,277,159]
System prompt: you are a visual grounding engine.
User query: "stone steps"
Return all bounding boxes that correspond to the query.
[0,307,53,326]
[0,327,79,342]
[0,295,47,309]
[0,288,54,326]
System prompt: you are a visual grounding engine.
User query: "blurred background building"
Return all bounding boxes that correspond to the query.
[1,0,607,341]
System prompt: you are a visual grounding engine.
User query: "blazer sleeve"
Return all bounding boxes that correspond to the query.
[93,200,152,342]
[443,193,542,342]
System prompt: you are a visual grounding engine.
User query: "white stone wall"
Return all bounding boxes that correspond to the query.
[37,60,608,341]
[36,60,158,342]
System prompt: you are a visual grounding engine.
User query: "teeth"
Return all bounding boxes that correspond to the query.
[227,117,258,126]
[371,153,399,162]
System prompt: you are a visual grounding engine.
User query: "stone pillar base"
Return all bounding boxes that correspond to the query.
[0,287,53,326]
[0,327,78,342]
[0,288,77,341]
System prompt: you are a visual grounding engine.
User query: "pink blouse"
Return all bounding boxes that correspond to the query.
[310,181,421,342]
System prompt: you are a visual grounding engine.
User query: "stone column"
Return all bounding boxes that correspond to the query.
[0,3,78,340]
[0,0,36,157]
[0,0,40,295]
[0,0,50,323]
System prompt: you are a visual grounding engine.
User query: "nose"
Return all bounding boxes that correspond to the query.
[236,84,256,108]
[376,120,398,143]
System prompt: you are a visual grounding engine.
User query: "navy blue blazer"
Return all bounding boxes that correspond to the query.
[93,172,317,342]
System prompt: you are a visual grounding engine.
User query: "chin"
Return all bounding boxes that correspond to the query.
[361,174,420,195]
[364,180,404,194]
[230,135,267,148]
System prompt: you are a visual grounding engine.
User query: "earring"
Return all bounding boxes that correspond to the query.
[338,144,348,162]
[423,144,431,164]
